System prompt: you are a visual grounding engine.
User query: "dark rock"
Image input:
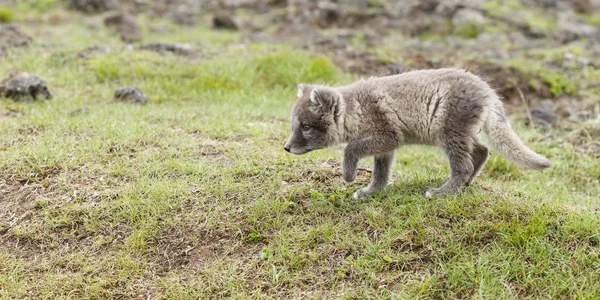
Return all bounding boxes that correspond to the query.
[0,72,52,102]
[170,10,198,26]
[114,86,147,104]
[77,45,110,59]
[573,0,593,12]
[68,106,89,117]
[529,99,557,128]
[385,63,407,74]
[68,0,119,13]
[452,8,485,27]
[104,14,142,43]
[139,43,195,57]
[0,25,32,49]
[304,33,349,51]
[314,1,340,26]
[213,12,239,30]
[332,48,404,76]
[558,16,598,43]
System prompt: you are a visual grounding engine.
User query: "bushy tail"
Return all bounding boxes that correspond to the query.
[484,101,552,170]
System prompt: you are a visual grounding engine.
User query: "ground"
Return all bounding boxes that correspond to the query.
[0,1,600,299]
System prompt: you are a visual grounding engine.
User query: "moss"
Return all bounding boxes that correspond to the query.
[509,59,578,97]
[526,15,557,32]
[579,13,600,26]
[419,33,445,42]
[483,0,557,33]
[528,46,584,61]
[454,23,481,39]
[0,6,15,23]
[538,70,578,96]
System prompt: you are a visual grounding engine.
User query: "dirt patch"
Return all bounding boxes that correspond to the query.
[154,225,259,273]
[0,25,32,49]
[462,60,547,107]
[104,14,143,43]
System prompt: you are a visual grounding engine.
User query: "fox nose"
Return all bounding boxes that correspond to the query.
[284,146,290,152]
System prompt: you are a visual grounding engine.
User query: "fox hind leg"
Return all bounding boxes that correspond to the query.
[467,140,489,186]
[426,136,474,198]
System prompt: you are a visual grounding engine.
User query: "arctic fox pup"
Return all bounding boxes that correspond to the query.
[284,68,551,199]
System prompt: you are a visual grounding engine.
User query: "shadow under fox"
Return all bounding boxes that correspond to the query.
[284,68,551,198]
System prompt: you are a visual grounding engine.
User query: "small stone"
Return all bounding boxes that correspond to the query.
[68,0,119,13]
[170,9,198,26]
[0,25,32,49]
[104,14,143,43]
[452,8,485,27]
[114,86,147,104]
[558,13,598,43]
[139,43,195,57]
[386,63,406,74]
[529,99,557,128]
[77,45,110,59]
[0,72,52,102]
[212,12,239,30]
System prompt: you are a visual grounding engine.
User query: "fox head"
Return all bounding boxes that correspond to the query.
[284,84,345,155]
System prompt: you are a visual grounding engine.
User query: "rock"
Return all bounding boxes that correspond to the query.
[391,0,432,17]
[452,8,486,38]
[212,12,239,30]
[314,1,340,26]
[529,99,557,128]
[332,48,405,76]
[452,8,485,27]
[114,86,147,104]
[139,43,195,57]
[385,63,407,74]
[0,25,32,49]
[573,0,593,12]
[77,45,110,59]
[558,17,598,43]
[0,72,52,102]
[104,14,142,43]
[170,10,197,26]
[221,0,265,9]
[68,0,119,13]
[68,106,89,117]
[304,33,349,51]
[563,52,590,68]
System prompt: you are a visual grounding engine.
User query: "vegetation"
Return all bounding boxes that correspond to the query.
[0,6,15,23]
[1,2,599,299]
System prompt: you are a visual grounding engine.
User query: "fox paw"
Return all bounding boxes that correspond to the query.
[353,188,370,199]
[425,188,454,199]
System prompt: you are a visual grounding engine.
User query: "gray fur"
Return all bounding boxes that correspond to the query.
[284,68,552,198]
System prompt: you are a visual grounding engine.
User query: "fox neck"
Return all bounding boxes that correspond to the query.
[337,88,361,144]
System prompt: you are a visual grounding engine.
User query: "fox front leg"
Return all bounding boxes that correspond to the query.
[341,136,399,198]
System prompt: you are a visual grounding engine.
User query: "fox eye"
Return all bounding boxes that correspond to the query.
[301,124,311,131]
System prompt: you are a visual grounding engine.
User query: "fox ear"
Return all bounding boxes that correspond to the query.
[309,89,321,106]
[297,84,306,98]
[310,88,345,122]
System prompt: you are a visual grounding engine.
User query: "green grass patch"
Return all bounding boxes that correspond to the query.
[0,6,15,23]
[0,6,599,299]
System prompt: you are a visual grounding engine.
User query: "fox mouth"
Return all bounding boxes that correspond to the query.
[289,148,313,155]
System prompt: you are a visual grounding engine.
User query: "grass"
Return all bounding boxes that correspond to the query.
[0,6,15,23]
[1,4,600,300]
[483,0,558,33]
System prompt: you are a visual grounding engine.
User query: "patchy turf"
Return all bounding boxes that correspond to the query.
[1,4,600,300]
